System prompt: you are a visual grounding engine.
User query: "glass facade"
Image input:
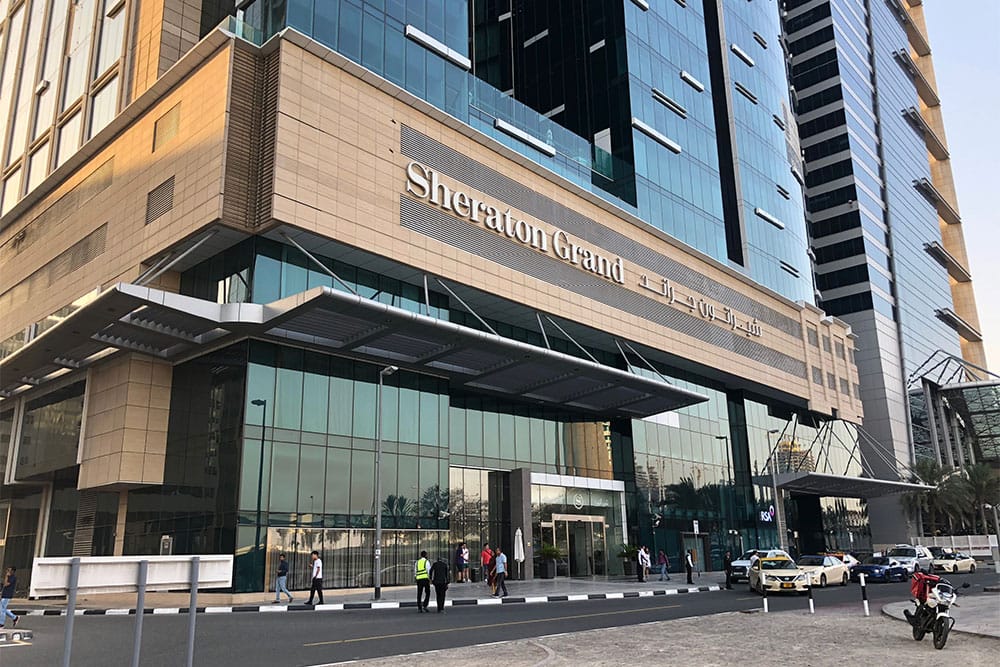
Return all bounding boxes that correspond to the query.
[0,0,128,213]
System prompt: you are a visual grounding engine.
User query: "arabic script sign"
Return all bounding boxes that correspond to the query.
[639,274,763,338]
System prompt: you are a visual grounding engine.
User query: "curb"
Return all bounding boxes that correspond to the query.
[880,602,1000,641]
[10,585,722,617]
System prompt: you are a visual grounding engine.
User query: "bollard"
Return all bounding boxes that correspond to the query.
[807,584,815,614]
[187,556,200,667]
[62,557,81,667]
[859,572,869,617]
[762,576,769,613]
[131,560,149,667]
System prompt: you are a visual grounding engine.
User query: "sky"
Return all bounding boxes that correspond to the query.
[922,1,1000,369]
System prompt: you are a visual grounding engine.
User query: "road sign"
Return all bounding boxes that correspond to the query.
[693,520,700,534]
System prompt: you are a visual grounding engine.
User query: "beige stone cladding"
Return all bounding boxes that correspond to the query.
[266,39,861,420]
[0,41,237,346]
[78,353,172,489]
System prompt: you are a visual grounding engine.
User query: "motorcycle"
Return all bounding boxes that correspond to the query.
[904,571,971,649]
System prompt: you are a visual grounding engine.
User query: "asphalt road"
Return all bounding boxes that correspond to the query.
[6,569,996,667]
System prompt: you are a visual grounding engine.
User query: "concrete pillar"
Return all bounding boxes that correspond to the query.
[508,468,533,581]
[949,409,966,469]
[114,490,129,556]
[936,395,955,468]
[922,380,942,466]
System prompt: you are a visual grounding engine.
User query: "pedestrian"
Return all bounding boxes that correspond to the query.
[480,542,493,589]
[685,549,694,585]
[490,546,500,594]
[642,546,652,580]
[657,550,671,581]
[723,550,734,590]
[460,543,470,583]
[306,551,324,605]
[492,546,509,597]
[430,556,450,613]
[636,546,649,582]
[273,553,293,603]
[1,566,18,629]
[454,543,466,583]
[415,549,431,612]
[748,549,760,569]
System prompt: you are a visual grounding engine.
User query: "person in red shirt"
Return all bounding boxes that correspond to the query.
[481,542,494,589]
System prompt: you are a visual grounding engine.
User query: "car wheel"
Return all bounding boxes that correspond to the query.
[913,563,920,573]
[841,573,848,586]
[820,574,827,587]
[952,565,958,574]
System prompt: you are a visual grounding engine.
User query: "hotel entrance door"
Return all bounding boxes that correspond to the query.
[541,514,608,577]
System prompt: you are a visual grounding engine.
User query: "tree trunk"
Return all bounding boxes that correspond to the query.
[981,507,989,536]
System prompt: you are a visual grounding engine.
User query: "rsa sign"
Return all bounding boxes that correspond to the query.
[759,505,776,523]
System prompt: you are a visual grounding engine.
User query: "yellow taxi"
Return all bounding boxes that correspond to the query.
[748,557,809,594]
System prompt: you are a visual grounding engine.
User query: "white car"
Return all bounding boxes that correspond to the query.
[796,554,850,587]
[885,544,933,573]
[932,552,977,574]
[730,548,791,582]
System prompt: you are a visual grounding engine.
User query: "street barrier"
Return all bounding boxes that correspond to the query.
[762,576,769,613]
[807,584,814,614]
[859,572,869,616]
[31,554,233,667]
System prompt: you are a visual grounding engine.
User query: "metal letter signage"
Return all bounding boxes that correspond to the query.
[405,161,626,284]
[638,273,764,339]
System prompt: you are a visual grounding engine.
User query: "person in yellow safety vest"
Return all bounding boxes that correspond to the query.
[415,550,431,612]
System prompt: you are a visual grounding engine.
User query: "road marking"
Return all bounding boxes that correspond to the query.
[303,603,682,648]
[736,597,757,601]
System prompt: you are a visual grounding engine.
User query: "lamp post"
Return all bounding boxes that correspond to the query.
[250,399,267,587]
[373,365,399,601]
[985,503,1000,574]
[767,428,787,551]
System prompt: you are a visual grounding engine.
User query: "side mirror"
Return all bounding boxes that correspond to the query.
[962,582,971,589]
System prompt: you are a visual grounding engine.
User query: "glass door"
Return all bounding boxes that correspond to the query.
[554,520,570,577]
[553,514,608,578]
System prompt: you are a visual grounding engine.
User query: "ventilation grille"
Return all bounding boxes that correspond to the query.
[400,125,804,339]
[401,196,808,379]
[145,176,175,225]
[72,491,99,557]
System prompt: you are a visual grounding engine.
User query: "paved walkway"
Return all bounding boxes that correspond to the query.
[882,595,1000,639]
[328,608,999,666]
[9,572,727,616]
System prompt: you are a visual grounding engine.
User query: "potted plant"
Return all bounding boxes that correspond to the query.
[618,543,639,576]
[538,543,562,579]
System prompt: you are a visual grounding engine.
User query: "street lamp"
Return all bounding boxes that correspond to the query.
[767,428,787,551]
[373,365,399,601]
[984,503,1000,574]
[250,399,267,587]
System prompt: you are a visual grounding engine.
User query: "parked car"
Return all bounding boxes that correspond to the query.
[730,548,791,583]
[850,556,908,582]
[796,554,850,587]
[932,552,977,574]
[748,557,809,594]
[885,544,933,573]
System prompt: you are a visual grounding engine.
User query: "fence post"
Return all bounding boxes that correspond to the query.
[186,556,200,667]
[762,576,769,613]
[807,584,814,614]
[61,557,81,667]
[131,560,149,667]
[859,573,869,617]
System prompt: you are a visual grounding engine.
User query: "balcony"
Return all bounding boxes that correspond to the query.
[885,0,931,55]
[913,177,961,224]
[935,307,983,343]
[902,107,949,160]
[923,241,971,282]
[893,50,940,106]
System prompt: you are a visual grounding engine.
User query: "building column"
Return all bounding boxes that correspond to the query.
[922,380,942,466]
[114,490,129,556]
[935,395,955,468]
[508,468,533,581]
[949,409,967,469]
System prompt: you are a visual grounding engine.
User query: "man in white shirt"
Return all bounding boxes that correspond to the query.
[685,549,695,584]
[307,550,324,605]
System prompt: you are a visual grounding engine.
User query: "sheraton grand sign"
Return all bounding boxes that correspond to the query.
[405,161,626,284]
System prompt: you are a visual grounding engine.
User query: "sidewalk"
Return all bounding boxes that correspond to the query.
[882,595,1000,639]
[9,571,726,617]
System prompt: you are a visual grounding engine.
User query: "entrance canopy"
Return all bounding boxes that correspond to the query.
[1,283,707,418]
[753,471,934,499]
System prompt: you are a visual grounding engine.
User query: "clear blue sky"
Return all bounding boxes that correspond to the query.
[923,1,1000,369]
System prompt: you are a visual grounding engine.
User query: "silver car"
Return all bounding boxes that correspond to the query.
[885,544,933,573]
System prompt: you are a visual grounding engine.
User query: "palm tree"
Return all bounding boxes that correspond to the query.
[902,459,971,535]
[962,463,1000,534]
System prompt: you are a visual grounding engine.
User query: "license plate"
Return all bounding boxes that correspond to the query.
[781,583,794,589]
